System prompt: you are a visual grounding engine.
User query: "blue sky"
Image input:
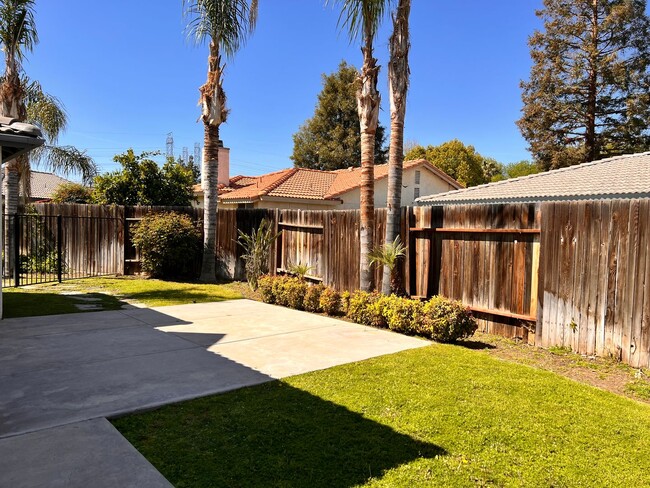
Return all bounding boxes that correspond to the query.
[26,0,545,178]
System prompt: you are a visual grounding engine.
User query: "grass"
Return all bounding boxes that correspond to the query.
[65,277,243,307]
[625,379,650,400]
[2,276,244,318]
[2,288,123,318]
[113,345,650,487]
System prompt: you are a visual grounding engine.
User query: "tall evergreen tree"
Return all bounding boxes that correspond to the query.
[291,61,387,170]
[518,0,650,170]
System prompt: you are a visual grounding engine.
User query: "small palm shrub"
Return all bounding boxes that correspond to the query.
[419,296,478,343]
[287,261,314,280]
[319,287,341,315]
[132,212,200,279]
[368,236,407,294]
[237,219,280,290]
[304,284,325,313]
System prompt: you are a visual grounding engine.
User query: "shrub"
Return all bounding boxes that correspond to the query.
[340,291,351,315]
[285,278,308,310]
[258,275,275,304]
[319,287,341,315]
[419,296,478,343]
[382,295,423,334]
[51,182,92,204]
[237,219,280,290]
[304,284,325,313]
[347,291,386,327]
[131,212,201,279]
[273,276,291,307]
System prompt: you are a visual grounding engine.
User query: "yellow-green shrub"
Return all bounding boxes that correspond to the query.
[419,296,478,343]
[304,284,325,313]
[382,295,423,334]
[319,287,341,315]
[258,275,275,304]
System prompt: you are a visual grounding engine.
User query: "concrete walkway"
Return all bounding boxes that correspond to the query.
[0,299,428,487]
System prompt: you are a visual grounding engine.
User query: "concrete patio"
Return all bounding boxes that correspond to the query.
[0,299,428,487]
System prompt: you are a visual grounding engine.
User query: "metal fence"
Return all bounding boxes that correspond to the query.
[2,214,123,287]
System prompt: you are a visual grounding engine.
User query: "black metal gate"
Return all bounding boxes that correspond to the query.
[2,214,122,287]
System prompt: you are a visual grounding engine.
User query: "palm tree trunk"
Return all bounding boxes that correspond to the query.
[199,124,219,282]
[357,40,381,292]
[198,40,226,283]
[382,0,411,295]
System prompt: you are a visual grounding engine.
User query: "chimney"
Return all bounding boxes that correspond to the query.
[218,141,230,186]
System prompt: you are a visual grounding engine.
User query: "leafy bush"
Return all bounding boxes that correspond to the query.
[273,276,291,307]
[319,287,341,315]
[382,295,423,334]
[237,219,279,290]
[20,250,65,274]
[258,275,275,304]
[285,278,308,310]
[131,212,201,279]
[419,296,478,343]
[347,291,386,327]
[304,284,325,313]
[51,182,93,204]
[340,291,351,315]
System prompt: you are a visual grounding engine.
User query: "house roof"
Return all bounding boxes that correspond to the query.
[0,116,44,161]
[195,160,461,203]
[416,152,650,206]
[28,171,74,200]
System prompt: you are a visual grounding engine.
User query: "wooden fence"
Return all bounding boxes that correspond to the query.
[20,200,650,368]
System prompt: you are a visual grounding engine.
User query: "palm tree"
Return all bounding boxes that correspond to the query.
[333,0,389,291]
[0,0,96,276]
[381,0,410,295]
[184,0,259,283]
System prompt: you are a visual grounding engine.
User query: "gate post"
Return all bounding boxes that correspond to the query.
[13,215,19,287]
[57,215,63,283]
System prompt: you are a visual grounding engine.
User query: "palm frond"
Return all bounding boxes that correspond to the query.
[31,145,98,185]
[23,78,67,143]
[328,0,392,43]
[183,0,258,58]
[368,235,406,270]
[0,0,38,61]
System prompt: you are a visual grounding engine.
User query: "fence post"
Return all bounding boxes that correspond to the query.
[57,215,63,283]
[13,215,19,287]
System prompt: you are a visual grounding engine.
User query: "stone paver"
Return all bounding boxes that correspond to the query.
[0,299,429,487]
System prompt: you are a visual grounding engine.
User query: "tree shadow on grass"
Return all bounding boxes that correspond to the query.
[2,291,124,319]
[115,380,446,488]
[454,340,496,350]
[120,288,241,306]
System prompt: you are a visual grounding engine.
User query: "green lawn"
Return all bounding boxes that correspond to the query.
[2,277,244,318]
[66,277,243,307]
[2,288,123,318]
[113,345,650,487]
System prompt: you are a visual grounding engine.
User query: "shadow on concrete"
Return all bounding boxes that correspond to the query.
[115,381,446,488]
[0,308,270,439]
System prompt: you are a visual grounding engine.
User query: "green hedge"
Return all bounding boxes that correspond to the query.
[257,275,478,343]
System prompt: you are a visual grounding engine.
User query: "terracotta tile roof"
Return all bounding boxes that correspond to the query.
[326,159,461,198]
[219,169,295,201]
[194,159,461,203]
[268,169,338,200]
[416,152,650,206]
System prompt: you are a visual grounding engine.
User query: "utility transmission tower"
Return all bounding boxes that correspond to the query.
[182,146,189,164]
[166,133,174,159]
[194,143,201,166]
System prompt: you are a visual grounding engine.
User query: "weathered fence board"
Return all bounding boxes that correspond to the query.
[539,199,650,368]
